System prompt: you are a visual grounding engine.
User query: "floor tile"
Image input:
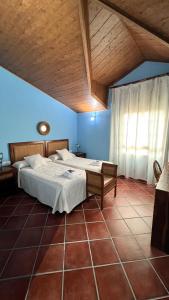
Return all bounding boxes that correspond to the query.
[25,214,47,228]
[127,197,143,205]
[0,230,20,249]
[102,207,122,220]
[19,197,36,205]
[13,204,34,215]
[74,203,83,210]
[0,180,159,299]
[87,222,110,240]
[135,234,167,258]
[46,212,65,226]
[65,242,91,269]
[84,210,103,222]
[66,224,87,242]
[0,206,16,217]
[98,196,115,208]
[117,206,139,218]
[31,203,49,214]
[106,219,131,236]
[83,199,99,209]
[0,250,11,274]
[133,205,153,217]
[16,228,43,248]
[90,239,118,265]
[113,236,145,261]
[125,218,150,234]
[95,264,134,300]
[41,226,64,245]
[0,216,8,228]
[34,244,64,274]
[27,273,62,300]
[124,260,167,299]
[0,277,30,300]
[113,198,130,207]
[66,210,84,224]
[64,268,97,300]
[3,215,27,230]
[151,257,169,289]
[142,216,152,228]
[4,197,22,206]
[2,247,37,278]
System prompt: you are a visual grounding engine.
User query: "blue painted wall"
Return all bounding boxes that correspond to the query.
[77,110,111,160]
[0,67,77,161]
[77,62,169,160]
[114,61,169,86]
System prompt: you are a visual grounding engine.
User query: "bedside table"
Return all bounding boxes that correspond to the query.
[73,152,86,158]
[0,166,17,195]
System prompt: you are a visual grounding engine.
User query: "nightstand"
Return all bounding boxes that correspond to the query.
[73,152,86,158]
[0,166,17,195]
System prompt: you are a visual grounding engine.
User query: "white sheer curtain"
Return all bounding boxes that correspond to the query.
[109,76,169,183]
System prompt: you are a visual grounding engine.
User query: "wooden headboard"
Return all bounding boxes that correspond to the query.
[9,141,46,163]
[46,139,69,157]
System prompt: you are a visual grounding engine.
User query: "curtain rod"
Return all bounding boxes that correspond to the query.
[111,72,169,89]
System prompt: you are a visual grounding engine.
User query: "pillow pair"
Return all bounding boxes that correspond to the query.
[13,154,49,170]
[57,148,75,161]
[49,149,75,162]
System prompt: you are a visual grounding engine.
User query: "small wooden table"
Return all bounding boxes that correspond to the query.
[73,152,86,158]
[0,166,17,195]
[151,166,169,253]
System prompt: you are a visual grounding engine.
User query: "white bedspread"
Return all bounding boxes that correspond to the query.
[55,157,103,173]
[19,162,86,214]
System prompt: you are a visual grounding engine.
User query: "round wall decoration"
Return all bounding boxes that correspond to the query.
[37,121,50,135]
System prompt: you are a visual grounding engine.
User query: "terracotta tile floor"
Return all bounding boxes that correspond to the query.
[0,178,169,300]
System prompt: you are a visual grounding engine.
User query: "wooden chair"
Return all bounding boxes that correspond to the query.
[85,163,118,210]
[153,160,162,182]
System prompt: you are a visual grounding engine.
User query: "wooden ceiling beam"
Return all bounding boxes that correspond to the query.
[78,0,107,108]
[96,0,169,46]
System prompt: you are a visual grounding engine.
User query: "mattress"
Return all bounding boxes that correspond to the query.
[18,162,86,213]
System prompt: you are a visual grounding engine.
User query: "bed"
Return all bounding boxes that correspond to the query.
[9,141,86,213]
[46,139,103,172]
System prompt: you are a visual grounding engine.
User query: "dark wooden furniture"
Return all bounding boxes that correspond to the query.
[86,163,118,210]
[45,139,69,157]
[153,160,162,182]
[73,152,86,158]
[9,141,46,163]
[0,166,17,195]
[151,167,169,253]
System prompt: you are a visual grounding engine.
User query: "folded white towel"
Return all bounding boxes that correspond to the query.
[63,170,75,179]
[89,160,101,166]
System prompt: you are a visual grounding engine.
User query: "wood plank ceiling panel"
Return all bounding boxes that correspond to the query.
[106,0,169,42]
[0,0,169,111]
[0,0,106,112]
[89,3,143,85]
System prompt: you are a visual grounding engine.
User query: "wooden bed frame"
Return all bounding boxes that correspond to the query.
[45,139,69,157]
[9,139,69,163]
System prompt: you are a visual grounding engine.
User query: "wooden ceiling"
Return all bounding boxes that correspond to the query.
[0,0,169,112]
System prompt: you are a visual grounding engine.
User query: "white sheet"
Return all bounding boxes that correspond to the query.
[18,162,86,214]
[54,157,103,173]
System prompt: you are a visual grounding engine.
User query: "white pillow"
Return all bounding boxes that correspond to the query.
[24,154,47,169]
[48,154,60,162]
[57,149,75,161]
[12,160,29,170]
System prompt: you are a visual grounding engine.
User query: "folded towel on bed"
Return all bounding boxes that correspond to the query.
[89,160,101,166]
[63,170,75,179]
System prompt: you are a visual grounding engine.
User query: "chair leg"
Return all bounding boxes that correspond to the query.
[114,185,117,197]
[86,189,89,201]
